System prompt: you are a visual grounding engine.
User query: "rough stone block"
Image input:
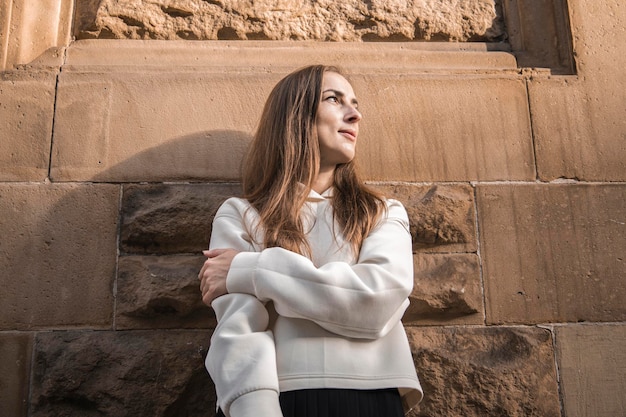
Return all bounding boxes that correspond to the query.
[0,332,33,417]
[373,184,477,253]
[477,184,626,324]
[406,326,559,417]
[120,183,241,254]
[0,71,56,181]
[405,253,483,325]
[116,255,215,329]
[74,0,505,42]
[0,184,119,329]
[555,324,626,417]
[30,330,215,417]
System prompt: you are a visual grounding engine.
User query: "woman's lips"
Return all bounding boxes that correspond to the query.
[339,130,357,141]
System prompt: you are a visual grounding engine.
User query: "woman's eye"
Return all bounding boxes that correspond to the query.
[326,96,338,103]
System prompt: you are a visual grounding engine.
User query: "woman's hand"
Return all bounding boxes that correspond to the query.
[198,248,240,306]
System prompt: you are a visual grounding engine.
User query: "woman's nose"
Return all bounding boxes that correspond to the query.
[346,106,362,123]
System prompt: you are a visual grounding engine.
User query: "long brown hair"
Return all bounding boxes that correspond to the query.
[242,65,385,256]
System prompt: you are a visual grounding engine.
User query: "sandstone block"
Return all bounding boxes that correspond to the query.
[374,184,476,253]
[568,0,626,79]
[120,183,241,254]
[354,75,534,181]
[0,332,33,417]
[528,0,626,181]
[477,184,626,324]
[0,0,73,69]
[50,70,266,182]
[0,184,119,329]
[0,71,56,181]
[406,326,559,417]
[529,77,626,181]
[74,0,505,42]
[555,324,626,417]
[51,41,524,182]
[405,253,482,325]
[116,255,215,329]
[30,330,215,417]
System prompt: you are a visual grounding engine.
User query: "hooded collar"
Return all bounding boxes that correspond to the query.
[305,186,333,202]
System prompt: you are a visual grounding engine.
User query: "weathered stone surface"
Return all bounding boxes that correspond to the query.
[0,0,8,68]
[0,71,56,181]
[504,0,575,73]
[405,254,482,325]
[0,0,73,69]
[529,0,626,181]
[49,40,522,182]
[75,0,505,42]
[0,332,33,417]
[116,255,215,329]
[555,324,626,417]
[406,326,559,417]
[529,77,626,182]
[356,75,534,181]
[50,70,264,182]
[120,183,241,254]
[63,39,517,72]
[374,184,476,253]
[477,184,626,324]
[0,184,119,329]
[31,330,215,417]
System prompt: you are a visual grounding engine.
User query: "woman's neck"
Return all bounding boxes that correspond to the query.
[312,166,335,194]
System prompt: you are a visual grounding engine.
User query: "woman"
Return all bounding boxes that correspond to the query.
[199,65,422,417]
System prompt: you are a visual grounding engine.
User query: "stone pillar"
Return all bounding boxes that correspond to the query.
[0,0,74,70]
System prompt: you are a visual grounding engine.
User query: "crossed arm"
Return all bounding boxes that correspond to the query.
[199,197,414,416]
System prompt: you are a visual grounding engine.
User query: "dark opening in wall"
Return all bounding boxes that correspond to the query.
[502,0,576,74]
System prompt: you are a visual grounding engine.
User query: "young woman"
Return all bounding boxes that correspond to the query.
[199,65,422,417]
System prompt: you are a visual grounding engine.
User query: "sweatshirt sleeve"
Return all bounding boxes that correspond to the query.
[227,199,414,340]
[206,295,283,417]
[206,198,283,417]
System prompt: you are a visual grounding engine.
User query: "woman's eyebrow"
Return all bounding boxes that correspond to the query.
[322,89,359,106]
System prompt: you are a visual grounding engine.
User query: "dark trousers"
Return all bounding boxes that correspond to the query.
[216,388,404,417]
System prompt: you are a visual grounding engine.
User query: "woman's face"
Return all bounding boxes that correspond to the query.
[316,71,362,171]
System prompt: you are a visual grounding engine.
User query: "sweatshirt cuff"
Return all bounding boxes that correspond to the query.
[228,389,283,417]
[227,251,262,296]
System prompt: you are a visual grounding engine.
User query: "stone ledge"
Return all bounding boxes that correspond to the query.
[59,40,518,74]
[50,70,533,182]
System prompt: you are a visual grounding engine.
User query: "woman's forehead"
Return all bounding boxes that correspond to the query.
[322,72,356,96]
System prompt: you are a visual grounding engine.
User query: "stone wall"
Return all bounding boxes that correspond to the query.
[1,1,625,416]
[73,0,506,42]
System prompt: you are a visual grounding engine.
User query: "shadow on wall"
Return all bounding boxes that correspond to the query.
[88,129,252,182]
[5,130,253,416]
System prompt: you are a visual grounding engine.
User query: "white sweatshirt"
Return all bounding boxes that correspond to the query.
[205,188,423,417]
